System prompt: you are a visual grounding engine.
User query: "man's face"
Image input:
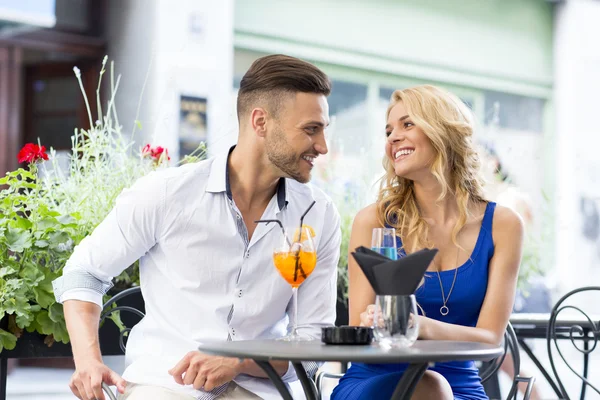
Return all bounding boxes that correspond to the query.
[265,92,329,183]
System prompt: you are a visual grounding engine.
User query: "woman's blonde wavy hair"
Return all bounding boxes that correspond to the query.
[377,85,487,253]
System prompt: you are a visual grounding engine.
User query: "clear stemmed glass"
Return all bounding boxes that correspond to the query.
[371,227,398,260]
[273,226,317,341]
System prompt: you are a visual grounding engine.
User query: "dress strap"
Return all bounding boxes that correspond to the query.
[481,202,496,231]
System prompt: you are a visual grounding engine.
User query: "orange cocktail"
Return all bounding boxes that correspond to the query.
[273,250,317,287]
[272,224,317,341]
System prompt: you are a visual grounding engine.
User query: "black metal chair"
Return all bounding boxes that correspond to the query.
[478,322,536,400]
[546,286,600,400]
[315,322,535,400]
[99,286,145,400]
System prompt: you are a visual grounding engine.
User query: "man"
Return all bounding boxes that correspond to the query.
[52,54,341,400]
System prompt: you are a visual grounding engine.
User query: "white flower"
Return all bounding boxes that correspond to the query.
[57,238,74,252]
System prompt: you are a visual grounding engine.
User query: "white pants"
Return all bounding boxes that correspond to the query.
[117,382,262,399]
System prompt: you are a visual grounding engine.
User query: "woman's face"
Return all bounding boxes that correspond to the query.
[385,101,436,180]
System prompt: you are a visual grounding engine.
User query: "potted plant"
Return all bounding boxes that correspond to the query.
[0,57,205,356]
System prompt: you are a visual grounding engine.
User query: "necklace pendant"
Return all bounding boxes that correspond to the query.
[440,305,449,316]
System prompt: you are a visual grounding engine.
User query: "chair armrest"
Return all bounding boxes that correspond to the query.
[315,371,345,399]
[103,382,118,400]
[507,375,536,400]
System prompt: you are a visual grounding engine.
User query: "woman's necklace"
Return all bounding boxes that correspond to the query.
[436,246,460,316]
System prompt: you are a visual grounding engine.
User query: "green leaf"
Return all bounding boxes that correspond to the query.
[5,227,33,252]
[37,217,59,232]
[33,311,53,335]
[34,240,49,248]
[48,303,64,323]
[33,310,69,344]
[0,329,17,351]
[20,263,44,284]
[0,267,15,278]
[48,231,70,247]
[33,286,55,309]
[11,217,32,230]
[57,215,77,225]
[135,120,143,130]
[15,311,34,328]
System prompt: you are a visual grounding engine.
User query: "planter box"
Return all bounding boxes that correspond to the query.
[1,287,145,360]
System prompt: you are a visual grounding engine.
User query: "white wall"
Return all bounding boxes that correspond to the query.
[234,0,553,97]
[106,0,158,148]
[106,0,235,158]
[554,0,600,293]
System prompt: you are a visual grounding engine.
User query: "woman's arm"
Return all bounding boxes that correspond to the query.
[419,206,524,345]
[348,204,382,326]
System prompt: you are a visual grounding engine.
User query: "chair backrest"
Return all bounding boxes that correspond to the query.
[100,286,145,400]
[100,286,145,353]
[479,322,514,383]
[478,322,535,400]
[546,286,600,400]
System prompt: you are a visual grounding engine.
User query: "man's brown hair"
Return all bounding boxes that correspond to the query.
[237,54,331,123]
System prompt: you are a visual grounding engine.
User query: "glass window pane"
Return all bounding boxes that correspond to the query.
[32,115,78,150]
[379,86,396,102]
[327,80,368,156]
[33,77,80,113]
[484,90,545,133]
[329,80,368,116]
[381,85,473,109]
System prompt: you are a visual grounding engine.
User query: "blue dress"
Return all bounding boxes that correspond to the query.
[331,202,496,400]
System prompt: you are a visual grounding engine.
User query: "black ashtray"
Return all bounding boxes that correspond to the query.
[321,326,373,345]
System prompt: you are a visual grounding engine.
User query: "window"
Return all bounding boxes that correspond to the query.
[484,90,545,133]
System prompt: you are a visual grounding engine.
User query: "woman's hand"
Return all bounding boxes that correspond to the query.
[359,304,376,327]
[360,304,384,327]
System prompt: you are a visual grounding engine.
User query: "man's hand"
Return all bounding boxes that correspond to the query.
[69,358,127,400]
[169,351,242,391]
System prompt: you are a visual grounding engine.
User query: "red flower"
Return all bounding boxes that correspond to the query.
[141,144,153,158]
[17,143,49,164]
[141,144,170,162]
[152,146,170,161]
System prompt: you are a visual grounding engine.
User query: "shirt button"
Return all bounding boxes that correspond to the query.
[245,250,250,258]
[236,215,241,220]
[238,290,242,298]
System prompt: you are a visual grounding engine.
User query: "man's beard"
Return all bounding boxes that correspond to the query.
[266,128,310,184]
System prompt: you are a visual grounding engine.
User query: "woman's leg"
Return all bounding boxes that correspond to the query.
[332,369,453,400]
[411,370,453,400]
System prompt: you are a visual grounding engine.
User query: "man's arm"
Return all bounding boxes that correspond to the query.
[53,172,166,400]
[64,300,127,400]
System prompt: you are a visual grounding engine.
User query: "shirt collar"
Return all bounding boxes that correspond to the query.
[205,146,288,211]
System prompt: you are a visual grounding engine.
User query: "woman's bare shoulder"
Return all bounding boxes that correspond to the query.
[491,204,525,244]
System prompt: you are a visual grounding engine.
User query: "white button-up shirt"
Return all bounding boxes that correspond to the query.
[52,149,341,399]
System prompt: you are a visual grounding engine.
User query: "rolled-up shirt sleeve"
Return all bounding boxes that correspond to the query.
[52,172,166,307]
[281,199,341,382]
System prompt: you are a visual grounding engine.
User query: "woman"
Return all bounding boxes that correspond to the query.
[331,85,524,400]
